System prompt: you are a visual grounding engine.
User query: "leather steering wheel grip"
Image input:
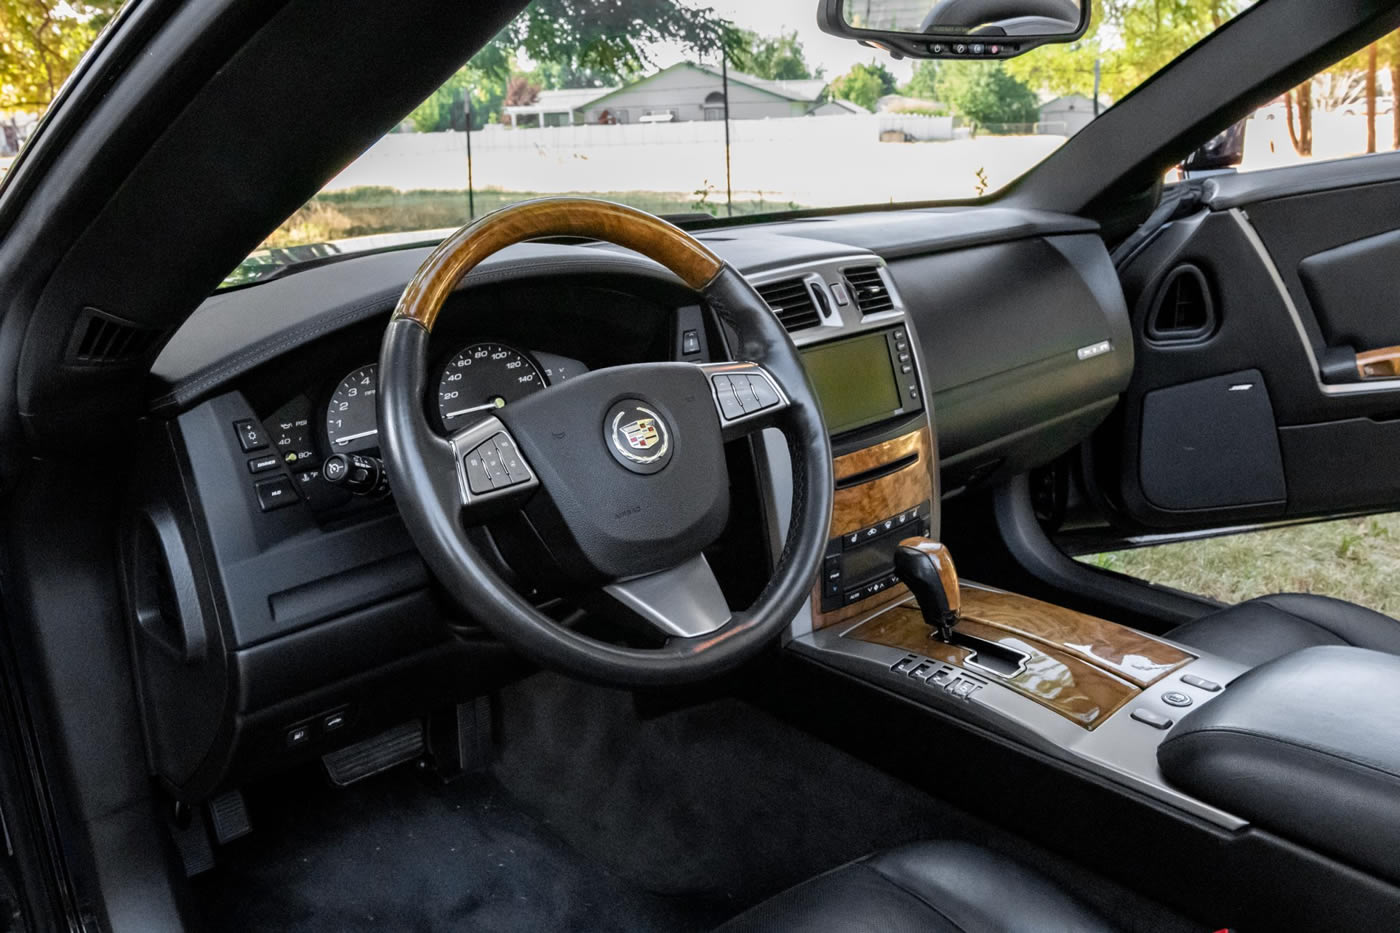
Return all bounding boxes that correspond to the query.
[378,196,834,686]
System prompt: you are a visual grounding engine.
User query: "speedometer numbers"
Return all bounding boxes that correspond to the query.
[437,344,546,432]
[326,365,380,454]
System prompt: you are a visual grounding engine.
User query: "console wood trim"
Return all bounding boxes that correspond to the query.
[850,608,1137,728]
[812,427,934,630]
[960,586,1194,688]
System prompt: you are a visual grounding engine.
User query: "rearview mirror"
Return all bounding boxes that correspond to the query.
[818,0,1090,60]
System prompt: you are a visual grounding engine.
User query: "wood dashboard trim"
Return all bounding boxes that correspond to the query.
[811,427,934,630]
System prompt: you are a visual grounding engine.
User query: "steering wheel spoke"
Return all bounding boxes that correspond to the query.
[448,415,540,522]
[699,361,791,441]
[603,554,732,639]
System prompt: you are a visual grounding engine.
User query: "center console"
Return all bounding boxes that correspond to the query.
[761,255,1252,831]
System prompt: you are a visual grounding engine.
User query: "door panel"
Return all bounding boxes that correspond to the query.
[1091,156,1400,533]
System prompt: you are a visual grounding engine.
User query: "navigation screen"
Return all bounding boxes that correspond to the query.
[800,331,903,435]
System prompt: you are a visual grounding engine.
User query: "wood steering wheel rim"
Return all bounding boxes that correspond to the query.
[392,197,725,330]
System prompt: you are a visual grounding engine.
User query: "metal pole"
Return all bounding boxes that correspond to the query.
[465,92,476,221]
[1092,59,1101,116]
[722,50,733,217]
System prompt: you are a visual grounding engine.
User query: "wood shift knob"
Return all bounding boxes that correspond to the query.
[893,538,961,641]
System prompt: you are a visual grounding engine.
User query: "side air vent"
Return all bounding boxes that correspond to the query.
[843,266,894,315]
[68,307,161,364]
[1146,265,1216,342]
[756,278,822,332]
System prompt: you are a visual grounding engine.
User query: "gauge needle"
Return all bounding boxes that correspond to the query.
[333,428,379,445]
[446,399,506,419]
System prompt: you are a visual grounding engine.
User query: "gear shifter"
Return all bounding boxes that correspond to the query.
[893,538,961,642]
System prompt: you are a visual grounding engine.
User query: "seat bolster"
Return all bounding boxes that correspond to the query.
[1168,593,1400,667]
[714,841,1115,933]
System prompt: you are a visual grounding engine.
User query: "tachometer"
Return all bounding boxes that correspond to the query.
[326,364,379,454]
[437,343,546,432]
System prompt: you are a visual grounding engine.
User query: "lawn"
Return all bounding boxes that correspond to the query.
[1078,513,1400,616]
[263,187,798,249]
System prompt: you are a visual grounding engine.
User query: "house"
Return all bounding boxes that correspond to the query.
[503,62,834,127]
[1038,94,1097,136]
[810,98,871,117]
[504,86,618,128]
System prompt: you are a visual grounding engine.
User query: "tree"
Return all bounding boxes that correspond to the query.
[1285,80,1312,157]
[0,0,123,111]
[504,75,541,108]
[936,62,1040,129]
[829,61,898,111]
[900,61,940,102]
[727,29,821,81]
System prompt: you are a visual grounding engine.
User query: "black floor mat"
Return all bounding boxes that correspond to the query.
[194,769,723,933]
[195,672,1197,933]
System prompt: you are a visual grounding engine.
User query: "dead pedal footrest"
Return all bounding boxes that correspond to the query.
[321,721,424,787]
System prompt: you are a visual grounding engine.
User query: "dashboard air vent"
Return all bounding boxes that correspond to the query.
[1147,265,1215,342]
[756,278,822,332]
[844,266,894,315]
[68,307,161,364]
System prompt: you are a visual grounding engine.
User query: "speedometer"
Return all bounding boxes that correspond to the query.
[326,364,379,454]
[437,343,546,432]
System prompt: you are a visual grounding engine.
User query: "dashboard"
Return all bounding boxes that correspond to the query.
[132,206,1133,799]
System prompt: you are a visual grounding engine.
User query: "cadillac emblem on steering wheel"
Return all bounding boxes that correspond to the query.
[605,399,673,474]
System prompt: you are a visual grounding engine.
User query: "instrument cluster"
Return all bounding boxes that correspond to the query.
[260,342,585,494]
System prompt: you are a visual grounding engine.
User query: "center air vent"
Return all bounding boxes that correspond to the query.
[843,266,894,315]
[1146,265,1216,342]
[756,278,822,332]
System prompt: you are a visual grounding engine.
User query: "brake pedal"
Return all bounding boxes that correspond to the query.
[321,721,424,787]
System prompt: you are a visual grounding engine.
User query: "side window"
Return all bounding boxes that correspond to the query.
[1079,515,1400,616]
[1234,30,1400,173]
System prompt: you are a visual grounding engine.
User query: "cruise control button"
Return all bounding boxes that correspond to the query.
[255,476,297,512]
[733,376,762,411]
[749,374,780,409]
[478,443,511,488]
[712,378,746,420]
[492,433,529,484]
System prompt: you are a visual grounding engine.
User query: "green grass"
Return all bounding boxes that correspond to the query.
[1079,513,1400,616]
[263,187,803,249]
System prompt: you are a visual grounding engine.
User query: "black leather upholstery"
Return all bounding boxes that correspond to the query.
[1168,592,1400,667]
[714,841,1115,933]
[1159,645,1400,885]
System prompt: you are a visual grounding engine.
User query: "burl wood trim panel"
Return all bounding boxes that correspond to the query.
[811,428,934,630]
[850,607,1138,729]
[960,586,1194,689]
[394,198,724,330]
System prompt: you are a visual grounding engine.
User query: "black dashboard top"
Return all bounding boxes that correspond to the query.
[151,206,1097,412]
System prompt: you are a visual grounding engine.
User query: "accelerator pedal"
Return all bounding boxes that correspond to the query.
[322,720,424,787]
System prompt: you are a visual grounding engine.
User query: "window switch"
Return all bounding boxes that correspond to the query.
[1181,673,1222,692]
[1131,708,1173,730]
[285,724,312,749]
[321,709,349,733]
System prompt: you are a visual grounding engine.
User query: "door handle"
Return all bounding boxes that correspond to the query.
[1355,346,1400,380]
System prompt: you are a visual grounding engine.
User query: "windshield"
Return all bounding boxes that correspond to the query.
[226,0,1256,287]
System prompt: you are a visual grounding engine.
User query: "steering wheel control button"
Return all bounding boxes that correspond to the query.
[461,434,530,495]
[247,454,280,474]
[711,375,746,420]
[492,434,530,484]
[1180,673,1222,692]
[1131,708,1174,730]
[254,476,297,512]
[1161,691,1194,708]
[234,419,269,452]
[604,400,673,475]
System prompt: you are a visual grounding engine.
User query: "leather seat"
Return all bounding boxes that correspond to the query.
[714,841,1115,932]
[1168,593,1400,668]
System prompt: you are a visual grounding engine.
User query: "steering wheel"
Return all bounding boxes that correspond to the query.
[377,198,833,686]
